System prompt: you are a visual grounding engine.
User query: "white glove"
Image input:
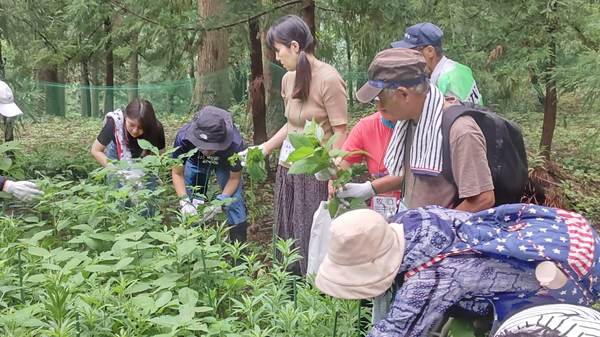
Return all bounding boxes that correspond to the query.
[118,169,145,182]
[179,198,204,216]
[239,144,266,167]
[4,180,43,201]
[337,181,376,200]
[314,167,336,181]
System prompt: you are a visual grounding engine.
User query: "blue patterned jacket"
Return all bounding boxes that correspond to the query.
[368,204,600,337]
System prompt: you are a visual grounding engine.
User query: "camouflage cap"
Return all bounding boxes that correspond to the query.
[356,48,427,103]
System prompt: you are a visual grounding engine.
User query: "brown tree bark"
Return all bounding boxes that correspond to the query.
[80,59,92,117]
[38,66,65,116]
[0,39,5,79]
[261,26,288,137]
[540,6,558,160]
[128,37,139,102]
[343,20,353,108]
[3,116,14,143]
[104,18,114,113]
[193,0,231,111]
[540,39,557,160]
[249,17,267,145]
[260,29,273,107]
[301,0,316,38]
[90,60,100,118]
[185,32,196,102]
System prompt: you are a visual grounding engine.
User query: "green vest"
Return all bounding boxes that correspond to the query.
[431,57,483,105]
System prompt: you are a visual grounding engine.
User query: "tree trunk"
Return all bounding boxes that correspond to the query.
[539,6,558,160]
[128,31,139,102]
[3,117,14,143]
[80,60,92,117]
[186,33,196,103]
[343,21,353,108]
[90,60,100,118]
[261,27,287,137]
[57,71,66,117]
[193,0,231,110]
[260,29,272,110]
[249,17,267,145]
[0,39,5,79]
[540,40,557,160]
[38,66,65,116]
[104,18,114,113]
[301,0,316,38]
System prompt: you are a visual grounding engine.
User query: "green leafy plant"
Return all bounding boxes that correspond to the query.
[285,120,367,217]
[229,145,269,228]
[0,130,367,336]
[229,148,267,183]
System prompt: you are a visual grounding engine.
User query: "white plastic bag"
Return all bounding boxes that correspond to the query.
[306,201,332,275]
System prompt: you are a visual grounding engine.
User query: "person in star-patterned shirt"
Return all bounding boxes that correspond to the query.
[316,204,600,337]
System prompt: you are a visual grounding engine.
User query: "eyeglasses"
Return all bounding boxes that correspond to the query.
[375,89,397,104]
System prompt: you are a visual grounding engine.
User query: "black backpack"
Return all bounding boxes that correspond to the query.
[441,103,528,206]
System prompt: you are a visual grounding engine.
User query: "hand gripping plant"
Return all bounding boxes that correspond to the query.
[284,120,366,217]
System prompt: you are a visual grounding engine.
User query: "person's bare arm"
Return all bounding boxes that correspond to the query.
[371,175,403,195]
[262,123,288,155]
[90,140,109,167]
[171,165,187,198]
[331,124,347,149]
[454,190,495,212]
[221,170,241,197]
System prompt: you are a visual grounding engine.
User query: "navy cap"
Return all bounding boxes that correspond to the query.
[391,22,443,49]
[184,106,234,151]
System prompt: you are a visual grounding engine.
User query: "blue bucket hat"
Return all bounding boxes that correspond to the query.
[391,22,443,49]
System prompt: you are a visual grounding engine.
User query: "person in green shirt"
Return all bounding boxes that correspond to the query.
[391,22,483,105]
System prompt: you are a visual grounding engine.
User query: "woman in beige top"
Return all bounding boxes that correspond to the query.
[253,15,348,275]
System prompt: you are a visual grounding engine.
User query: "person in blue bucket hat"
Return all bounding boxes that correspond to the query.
[171,106,248,243]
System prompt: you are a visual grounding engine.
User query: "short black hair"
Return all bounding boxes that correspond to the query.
[495,326,563,337]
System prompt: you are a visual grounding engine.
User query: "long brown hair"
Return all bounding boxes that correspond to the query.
[267,15,314,101]
[124,98,163,148]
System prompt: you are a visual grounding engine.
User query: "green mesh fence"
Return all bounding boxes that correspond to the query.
[4,62,287,118]
[4,61,367,131]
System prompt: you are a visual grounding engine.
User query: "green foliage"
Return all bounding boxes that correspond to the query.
[0,138,366,336]
[0,141,20,173]
[285,120,367,217]
[230,148,267,183]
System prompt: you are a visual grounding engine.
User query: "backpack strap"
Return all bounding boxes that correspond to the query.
[441,102,487,206]
[441,103,472,183]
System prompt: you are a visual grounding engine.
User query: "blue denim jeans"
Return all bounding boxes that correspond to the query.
[183,159,247,225]
[105,141,118,160]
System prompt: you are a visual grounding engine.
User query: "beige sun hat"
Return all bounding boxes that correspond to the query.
[315,208,405,299]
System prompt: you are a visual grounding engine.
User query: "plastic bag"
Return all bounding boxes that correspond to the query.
[306,201,332,275]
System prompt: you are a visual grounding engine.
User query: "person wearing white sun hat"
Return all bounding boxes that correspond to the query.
[0,80,24,118]
[0,80,43,201]
[315,204,600,337]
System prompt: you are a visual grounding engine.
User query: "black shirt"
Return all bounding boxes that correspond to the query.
[97,118,166,158]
